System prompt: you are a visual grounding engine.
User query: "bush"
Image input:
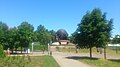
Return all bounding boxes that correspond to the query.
[30,44,48,51]
[0,45,6,58]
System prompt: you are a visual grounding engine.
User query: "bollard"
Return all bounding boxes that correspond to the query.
[50,51,52,56]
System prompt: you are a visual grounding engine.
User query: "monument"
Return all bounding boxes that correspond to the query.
[56,29,69,45]
[50,29,75,51]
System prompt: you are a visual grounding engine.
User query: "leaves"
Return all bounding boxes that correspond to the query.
[18,22,34,48]
[71,8,113,58]
[36,25,52,45]
[74,8,113,48]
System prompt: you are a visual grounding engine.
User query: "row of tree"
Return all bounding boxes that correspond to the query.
[0,22,56,53]
[111,35,120,44]
[70,8,113,59]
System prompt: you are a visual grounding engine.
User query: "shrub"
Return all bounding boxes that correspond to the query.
[0,45,6,58]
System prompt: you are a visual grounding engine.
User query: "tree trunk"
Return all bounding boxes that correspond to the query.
[21,46,22,53]
[104,47,106,59]
[97,48,99,52]
[116,46,118,54]
[15,48,17,53]
[43,50,44,54]
[12,50,13,54]
[90,47,92,59]
[27,47,28,54]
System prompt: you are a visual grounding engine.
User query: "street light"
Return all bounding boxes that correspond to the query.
[48,43,50,55]
[48,41,52,55]
[32,42,34,54]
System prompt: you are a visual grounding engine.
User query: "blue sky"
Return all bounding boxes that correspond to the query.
[0,0,120,36]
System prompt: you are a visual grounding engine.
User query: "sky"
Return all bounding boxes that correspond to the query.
[0,0,120,36]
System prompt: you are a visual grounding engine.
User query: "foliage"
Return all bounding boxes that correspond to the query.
[17,22,34,53]
[49,30,56,42]
[18,22,34,48]
[0,20,57,53]
[0,56,60,67]
[71,8,113,58]
[36,25,52,45]
[0,45,5,58]
[0,21,57,52]
[70,32,79,44]
[111,35,120,44]
[0,22,9,48]
[30,43,48,51]
[5,27,18,50]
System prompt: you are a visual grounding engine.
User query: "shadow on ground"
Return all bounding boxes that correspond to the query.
[10,53,29,55]
[66,56,120,63]
[108,59,120,63]
[66,56,99,60]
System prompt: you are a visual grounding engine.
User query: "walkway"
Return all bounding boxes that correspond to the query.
[52,52,91,67]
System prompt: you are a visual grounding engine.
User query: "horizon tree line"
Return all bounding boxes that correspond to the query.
[0,21,56,53]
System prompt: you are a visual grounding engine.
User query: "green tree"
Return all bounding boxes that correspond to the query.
[5,27,20,53]
[49,30,56,42]
[6,28,16,52]
[70,32,78,44]
[32,31,38,42]
[111,35,120,44]
[18,22,34,53]
[0,22,8,49]
[75,8,113,59]
[0,45,5,58]
[36,25,52,53]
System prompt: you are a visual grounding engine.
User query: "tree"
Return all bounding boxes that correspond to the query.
[70,32,78,44]
[36,25,52,45]
[0,45,5,58]
[36,25,52,53]
[111,35,120,44]
[0,22,9,49]
[18,22,34,53]
[74,8,113,59]
[6,27,17,53]
[49,30,56,42]
[32,31,38,42]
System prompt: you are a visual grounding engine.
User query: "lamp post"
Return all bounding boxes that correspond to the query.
[27,37,31,53]
[32,42,34,54]
[48,41,52,55]
[48,43,50,55]
[116,35,120,54]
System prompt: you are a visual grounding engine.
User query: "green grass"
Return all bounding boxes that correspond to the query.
[57,46,120,67]
[57,47,120,56]
[79,58,120,67]
[43,56,60,67]
[0,55,60,67]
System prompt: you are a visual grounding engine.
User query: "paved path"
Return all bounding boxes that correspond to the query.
[52,52,91,67]
[10,51,120,67]
[52,52,120,67]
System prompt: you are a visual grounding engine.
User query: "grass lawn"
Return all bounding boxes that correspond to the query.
[0,55,60,67]
[57,47,120,56]
[79,58,120,67]
[57,46,120,67]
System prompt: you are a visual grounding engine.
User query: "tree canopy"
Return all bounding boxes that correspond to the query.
[0,21,56,53]
[111,35,120,44]
[71,8,113,58]
[36,25,52,45]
